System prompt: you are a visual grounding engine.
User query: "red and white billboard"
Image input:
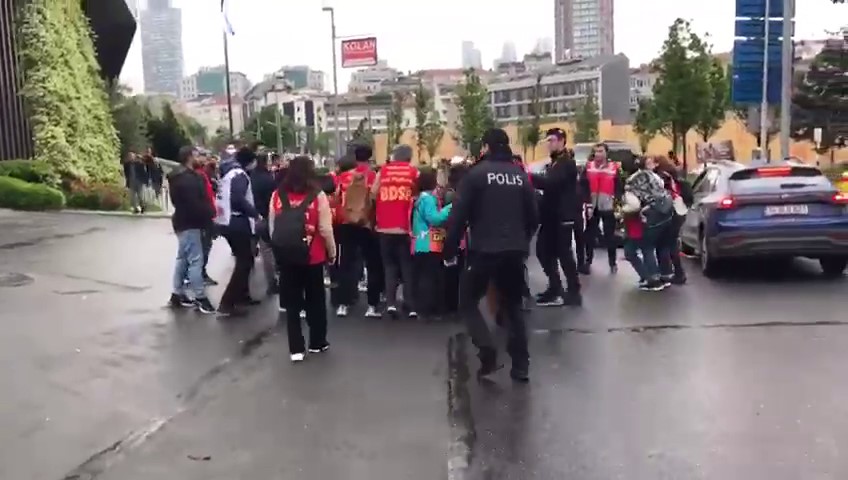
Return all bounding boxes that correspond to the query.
[341,37,378,68]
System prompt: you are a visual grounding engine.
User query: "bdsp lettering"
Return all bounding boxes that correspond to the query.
[379,185,412,202]
[486,173,524,186]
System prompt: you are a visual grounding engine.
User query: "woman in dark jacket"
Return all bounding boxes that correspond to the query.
[652,156,687,285]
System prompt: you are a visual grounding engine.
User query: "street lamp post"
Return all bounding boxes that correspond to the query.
[323,6,342,159]
[779,0,794,159]
[759,0,771,160]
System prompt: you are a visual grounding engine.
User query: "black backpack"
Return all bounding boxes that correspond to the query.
[271,189,318,265]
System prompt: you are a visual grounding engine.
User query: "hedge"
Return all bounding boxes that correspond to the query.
[17,0,121,185]
[65,181,129,211]
[0,159,54,184]
[0,176,65,211]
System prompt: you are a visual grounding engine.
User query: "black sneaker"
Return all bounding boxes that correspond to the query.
[216,304,244,317]
[203,275,218,286]
[671,275,687,285]
[477,349,503,379]
[195,297,216,314]
[169,293,194,308]
[238,296,261,306]
[563,292,583,307]
[533,288,555,302]
[639,279,666,292]
[308,343,330,354]
[536,291,565,307]
[578,264,591,275]
[510,367,529,383]
[610,264,618,274]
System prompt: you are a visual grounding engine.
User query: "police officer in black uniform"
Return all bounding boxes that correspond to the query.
[444,128,539,382]
[529,128,583,306]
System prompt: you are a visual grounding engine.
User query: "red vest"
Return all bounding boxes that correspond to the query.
[624,215,643,240]
[375,162,418,232]
[270,190,327,265]
[586,161,619,195]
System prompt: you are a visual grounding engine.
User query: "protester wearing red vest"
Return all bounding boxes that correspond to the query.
[334,145,383,318]
[268,157,336,363]
[584,143,623,273]
[371,144,419,318]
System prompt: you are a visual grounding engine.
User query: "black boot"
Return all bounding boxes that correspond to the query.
[477,348,503,379]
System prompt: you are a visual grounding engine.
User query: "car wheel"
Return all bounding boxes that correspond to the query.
[700,232,720,278]
[820,257,848,278]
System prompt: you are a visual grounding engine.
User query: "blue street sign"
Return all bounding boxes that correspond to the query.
[735,0,784,18]
[734,19,793,39]
[732,39,783,67]
[732,67,782,104]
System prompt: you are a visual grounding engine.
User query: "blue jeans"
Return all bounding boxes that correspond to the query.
[173,229,205,299]
[623,226,662,282]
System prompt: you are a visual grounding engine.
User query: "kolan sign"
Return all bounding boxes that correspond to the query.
[341,37,378,68]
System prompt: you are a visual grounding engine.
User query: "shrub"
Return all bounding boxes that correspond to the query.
[65,181,129,211]
[0,159,55,184]
[0,176,65,211]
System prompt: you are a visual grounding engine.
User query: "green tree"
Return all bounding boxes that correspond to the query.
[209,127,233,153]
[651,18,713,171]
[518,74,544,162]
[180,115,208,146]
[421,110,445,163]
[385,91,406,154]
[148,103,191,161]
[695,58,730,141]
[792,37,848,154]
[454,69,494,158]
[18,0,121,185]
[314,131,333,157]
[633,98,662,152]
[351,118,374,149]
[241,105,297,152]
[573,90,600,143]
[414,81,432,160]
[110,85,150,160]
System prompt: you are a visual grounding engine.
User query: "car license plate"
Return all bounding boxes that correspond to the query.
[764,205,808,216]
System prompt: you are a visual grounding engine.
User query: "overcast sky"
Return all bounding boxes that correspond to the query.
[120,0,846,94]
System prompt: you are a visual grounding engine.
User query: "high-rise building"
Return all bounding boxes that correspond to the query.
[180,66,252,100]
[461,41,483,70]
[141,0,183,95]
[554,0,614,61]
[500,42,518,63]
[271,66,326,91]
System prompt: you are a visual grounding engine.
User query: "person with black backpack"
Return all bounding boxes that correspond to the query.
[268,156,336,363]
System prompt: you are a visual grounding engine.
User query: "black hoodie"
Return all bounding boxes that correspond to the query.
[167,165,215,232]
[444,150,539,259]
[530,149,583,223]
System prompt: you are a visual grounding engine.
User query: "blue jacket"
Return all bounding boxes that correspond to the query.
[412,191,452,254]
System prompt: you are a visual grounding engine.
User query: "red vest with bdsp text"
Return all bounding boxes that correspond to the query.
[375,162,418,232]
[585,160,619,196]
[270,190,327,265]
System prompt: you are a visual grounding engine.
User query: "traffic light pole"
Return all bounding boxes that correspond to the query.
[779,0,794,159]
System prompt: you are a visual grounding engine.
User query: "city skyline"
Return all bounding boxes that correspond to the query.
[120,0,845,95]
[140,0,183,95]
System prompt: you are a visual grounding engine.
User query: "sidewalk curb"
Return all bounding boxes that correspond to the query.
[55,209,170,219]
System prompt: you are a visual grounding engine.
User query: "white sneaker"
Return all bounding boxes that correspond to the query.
[290,353,305,363]
[358,281,368,293]
[299,310,306,319]
[408,311,418,319]
[364,306,381,318]
[336,305,348,317]
[278,306,286,313]
[386,305,398,315]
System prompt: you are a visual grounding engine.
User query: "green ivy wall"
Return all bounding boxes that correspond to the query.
[17,0,121,185]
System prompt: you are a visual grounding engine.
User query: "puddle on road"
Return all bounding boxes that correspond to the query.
[0,272,34,288]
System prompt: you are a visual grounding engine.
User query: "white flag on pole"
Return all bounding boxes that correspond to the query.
[222,0,235,36]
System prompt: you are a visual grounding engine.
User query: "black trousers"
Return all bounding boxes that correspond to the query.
[337,224,383,307]
[585,210,618,267]
[461,252,529,369]
[537,221,581,295]
[201,227,215,276]
[380,233,415,310]
[573,215,586,267]
[658,214,686,278]
[413,252,444,316]
[220,229,254,308]
[277,261,327,354]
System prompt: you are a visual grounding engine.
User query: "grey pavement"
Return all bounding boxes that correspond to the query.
[1,209,847,480]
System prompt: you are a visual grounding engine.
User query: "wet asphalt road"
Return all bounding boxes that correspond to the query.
[1,210,846,480]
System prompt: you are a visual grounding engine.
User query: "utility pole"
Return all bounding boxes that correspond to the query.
[759,0,771,161]
[323,7,342,159]
[779,0,794,159]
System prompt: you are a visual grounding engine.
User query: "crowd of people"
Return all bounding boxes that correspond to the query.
[163,127,693,382]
